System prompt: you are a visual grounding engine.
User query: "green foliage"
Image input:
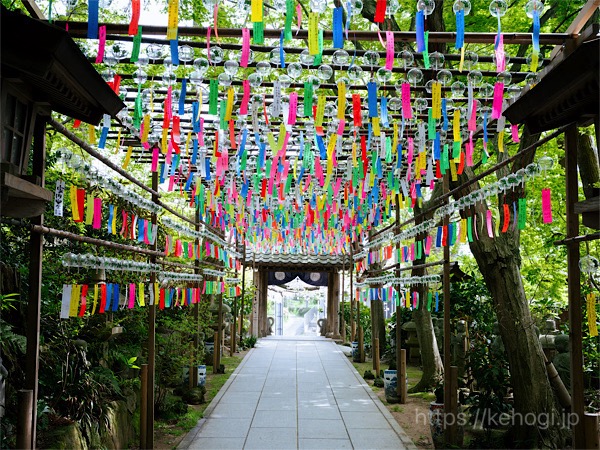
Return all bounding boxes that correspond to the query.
[242,335,257,349]
[340,301,372,347]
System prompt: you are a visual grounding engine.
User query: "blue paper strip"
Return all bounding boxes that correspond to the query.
[88,0,99,39]
[442,98,448,130]
[333,7,344,48]
[185,172,194,190]
[416,10,425,52]
[436,226,442,247]
[380,97,389,127]
[159,163,166,183]
[98,126,109,149]
[455,9,464,50]
[170,39,179,65]
[106,284,113,311]
[112,284,119,311]
[280,31,285,69]
[532,10,540,52]
[434,132,441,161]
[367,82,378,118]
[179,79,186,115]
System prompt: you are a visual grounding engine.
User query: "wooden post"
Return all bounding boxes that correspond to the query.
[358,326,365,363]
[230,322,235,357]
[373,337,380,376]
[398,349,407,404]
[584,413,599,450]
[140,364,148,450]
[16,390,33,450]
[442,174,453,446]
[446,366,459,444]
[22,117,46,449]
[217,292,223,369]
[565,124,586,448]
[213,331,219,373]
[146,170,159,449]
[341,262,346,343]
[350,245,355,342]
[395,194,403,402]
[239,243,246,346]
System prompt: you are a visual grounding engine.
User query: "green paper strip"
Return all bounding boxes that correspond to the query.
[219,99,226,130]
[313,29,324,65]
[423,31,430,69]
[385,137,392,163]
[304,82,314,117]
[253,21,264,45]
[452,141,461,159]
[427,108,436,140]
[133,87,143,128]
[441,144,449,173]
[284,0,294,41]
[209,79,219,115]
[518,198,527,230]
[482,148,488,164]
[467,216,473,242]
[131,26,143,63]
[427,291,433,311]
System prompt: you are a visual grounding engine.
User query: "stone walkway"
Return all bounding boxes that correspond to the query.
[179,336,415,450]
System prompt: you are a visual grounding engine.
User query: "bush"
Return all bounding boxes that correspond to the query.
[242,335,257,349]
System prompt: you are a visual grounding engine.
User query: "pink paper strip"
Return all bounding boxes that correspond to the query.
[206,27,212,64]
[385,31,394,70]
[288,92,298,125]
[407,137,414,166]
[401,83,412,119]
[95,26,107,64]
[491,82,504,119]
[337,119,345,136]
[495,34,505,73]
[128,283,135,309]
[511,124,520,143]
[486,210,494,238]
[240,28,250,67]
[468,99,477,131]
[541,188,553,223]
[296,4,302,34]
[93,198,102,229]
[240,79,250,115]
[425,236,432,255]
[151,147,159,172]
[466,133,474,167]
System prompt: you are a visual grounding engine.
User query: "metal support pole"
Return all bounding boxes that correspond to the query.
[565,124,586,448]
[239,241,246,346]
[341,262,346,342]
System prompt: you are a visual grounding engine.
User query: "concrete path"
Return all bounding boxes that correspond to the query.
[179,336,415,450]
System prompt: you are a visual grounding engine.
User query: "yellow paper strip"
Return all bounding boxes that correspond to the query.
[88,124,96,145]
[453,109,461,142]
[225,87,235,121]
[392,122,398,155]
[185,131,192,156]
[139,283,145,307]
[69,284,80,317]
[372,117,381,137]
[450,160,458,181]
[251,0,263,22]
[122,146,134,170]
[70,186,80,222]
[308,13,319,55]
[315,94,326,128]
[431,82,442,119]
[114,128,121,154]
[112,206,118,234]
[337,81,346,120]
[459,46,465,73]
[161,128,169,154]
[92,284,98,314]
[166,0,179,40]
[498,130,504,153]
[141,114,150,143]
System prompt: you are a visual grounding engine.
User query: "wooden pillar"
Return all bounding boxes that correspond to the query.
[146,170,159,449]
[332,271,341,339]
[398,349,407,404]
[341,264,346,342]
[565,124,586,447]
[442,174,456,445]
[261,269,269,336]
[395,195,406,403]
[350,246,355,341]
[251,268,259,336]
[140,364,148,449]
[22,116,47,449]
[326,271,334,336]
[239,244,246,346]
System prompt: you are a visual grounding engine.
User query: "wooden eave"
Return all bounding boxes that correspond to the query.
[0,6,125,124]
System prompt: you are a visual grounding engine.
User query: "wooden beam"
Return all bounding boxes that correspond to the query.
[550,0,600,58]
[21,0,45,20]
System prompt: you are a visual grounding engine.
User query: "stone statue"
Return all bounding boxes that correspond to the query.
[552,334,571,393]
[433,318,443,353]
[452,320,468,378]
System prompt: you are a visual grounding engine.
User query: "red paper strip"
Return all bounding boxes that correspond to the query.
[502,203,510,232]
[78,284,88,317]
[352,94,362,127]
[128,0,140,35]
[374,0,386,23]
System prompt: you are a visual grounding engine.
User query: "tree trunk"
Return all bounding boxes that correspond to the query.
[576,131,599,199]
[370,296,386,363]
[454,126,566,447]
[410,186,445,392]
